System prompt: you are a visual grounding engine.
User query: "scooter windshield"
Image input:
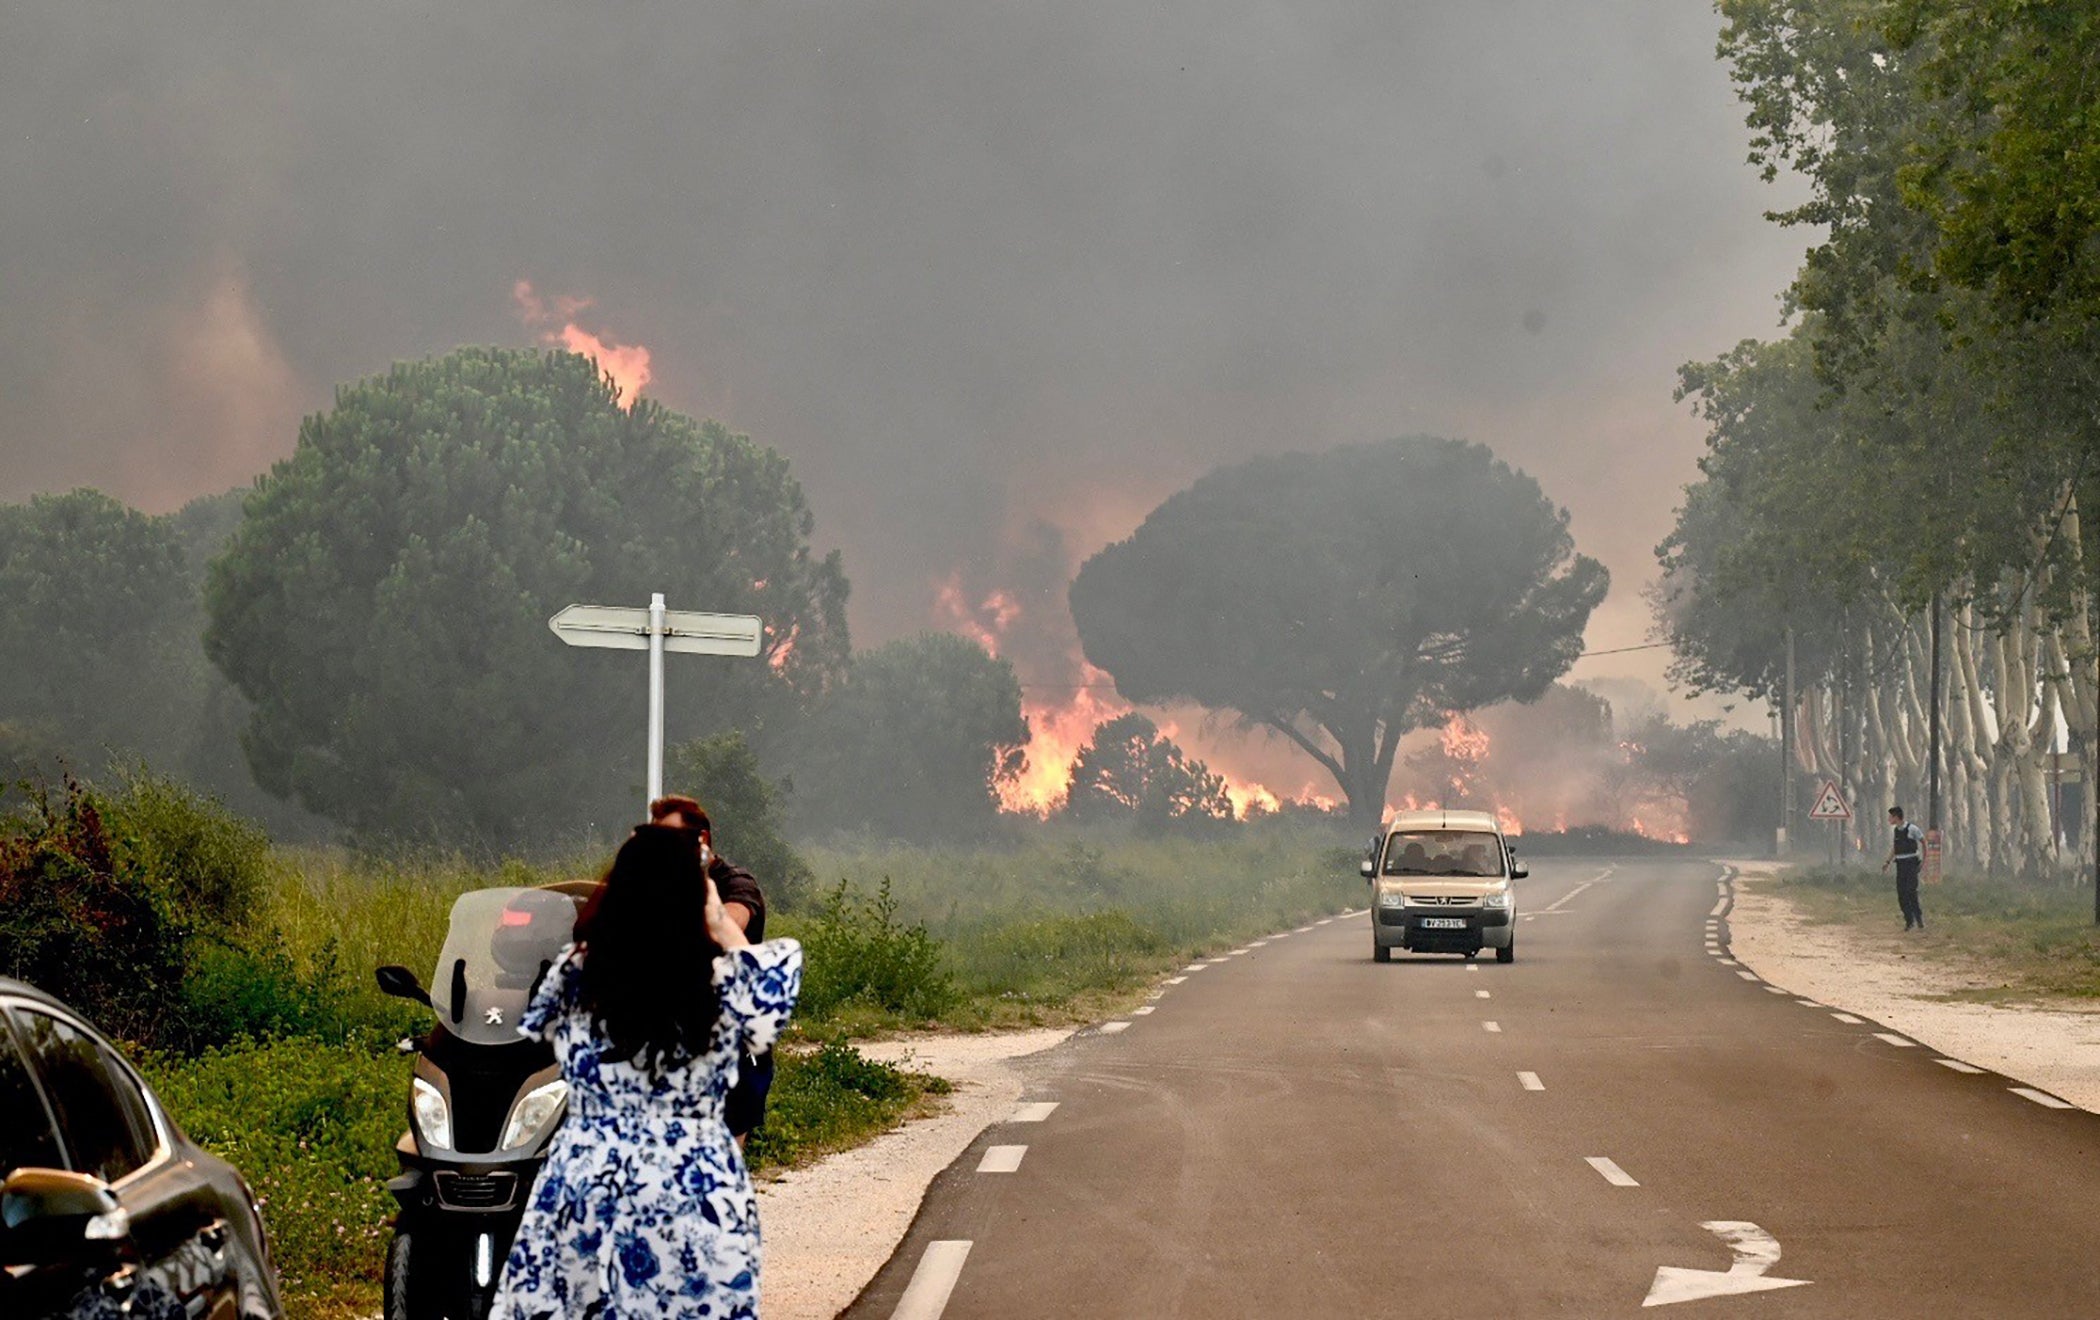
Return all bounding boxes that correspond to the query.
[430,887,581,1045]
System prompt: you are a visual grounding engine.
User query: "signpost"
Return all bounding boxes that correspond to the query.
[1807,780,1851,867]
[548,595,763,809]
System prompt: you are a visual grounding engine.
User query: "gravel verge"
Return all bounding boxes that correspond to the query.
[1724,860,2100,1113]
[756,1028,1073,1319]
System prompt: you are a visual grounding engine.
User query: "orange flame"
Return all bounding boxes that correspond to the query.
[513,280,653,408]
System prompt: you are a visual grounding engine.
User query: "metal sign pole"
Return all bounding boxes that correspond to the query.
[647,592,667,809]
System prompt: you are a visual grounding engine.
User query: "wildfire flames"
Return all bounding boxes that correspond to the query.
[513,280,653,408]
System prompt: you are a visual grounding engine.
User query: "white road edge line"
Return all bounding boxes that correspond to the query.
[977,1145,1027,1173]
[1164,976,1186,985]
[1586,1156,1639,1187]
[1831,1012,1864,1024]
[1098,1021,1130,1035]
[2011,1086,2075,1109]
[1736,970,1760,981]
[1010,1102,1059,1122]
[1183,964,1207,973]
[1709,897,1728,917]
[1934,1059,1983,1075]
[1518,1071,1544,1091]
[1131,1006,1154,1015]
[891,1240,972,1320]
[1874,1032,1917,1048]
[1795,999,1823,1008]
[1764,986,1789,995]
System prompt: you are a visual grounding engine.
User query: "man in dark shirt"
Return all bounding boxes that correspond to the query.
[649,794,773,1144]
[1881,805,1927,931]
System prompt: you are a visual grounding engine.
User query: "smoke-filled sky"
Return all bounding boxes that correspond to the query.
[0,2,1805,728]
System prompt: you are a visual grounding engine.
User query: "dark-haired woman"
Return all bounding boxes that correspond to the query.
[491,825,802,1319]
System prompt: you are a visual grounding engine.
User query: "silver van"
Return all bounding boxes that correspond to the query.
[1359,809,1526,963]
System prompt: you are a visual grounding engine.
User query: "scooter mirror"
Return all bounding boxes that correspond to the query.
[376,964,433,1007]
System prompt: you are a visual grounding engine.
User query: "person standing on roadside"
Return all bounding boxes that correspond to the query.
[491,825,801,1318]
[1882,805,1926,931]
[649,794,774,1145]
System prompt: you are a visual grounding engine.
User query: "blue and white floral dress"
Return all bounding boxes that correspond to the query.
[491,937,803,1320]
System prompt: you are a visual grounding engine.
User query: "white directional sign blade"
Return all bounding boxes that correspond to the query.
[1644,1222,1809,1308]
[658,610,763,657]
[548,604,763,657]
[548,603,652,650]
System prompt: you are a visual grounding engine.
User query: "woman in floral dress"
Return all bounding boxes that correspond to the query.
[492,824,802,1319]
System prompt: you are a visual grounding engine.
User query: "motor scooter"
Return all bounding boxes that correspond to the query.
[374,882,594,1320]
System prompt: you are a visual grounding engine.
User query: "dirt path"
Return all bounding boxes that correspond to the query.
[756,1028,1072,1320]
[1725,861,2100,1112]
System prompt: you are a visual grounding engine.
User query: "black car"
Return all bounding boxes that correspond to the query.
[0,978,282,1319]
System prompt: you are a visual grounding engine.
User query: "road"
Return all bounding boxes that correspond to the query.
[840,856,2100,1318]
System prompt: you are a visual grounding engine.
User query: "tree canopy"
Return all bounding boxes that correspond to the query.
[785,632,1028,840]
[206,347,849,846]
[1070,438,1608,823]
[1061,713,1232,829]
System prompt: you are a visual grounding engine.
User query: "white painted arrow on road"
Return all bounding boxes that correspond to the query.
[1644,1221,1809,1307]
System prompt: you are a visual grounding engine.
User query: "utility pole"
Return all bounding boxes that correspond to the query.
[1780,626,1795,858]
[1928,594,1943,835]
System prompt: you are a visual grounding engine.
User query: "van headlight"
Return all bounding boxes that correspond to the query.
[500,1080,570,1152]
[1378,891,1407,908]
[412,1077,453,1150]
[1482,890,1511,910]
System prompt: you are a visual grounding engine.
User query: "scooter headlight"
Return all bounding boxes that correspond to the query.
[412,1076,453,1151]
[500,1079,570,1152]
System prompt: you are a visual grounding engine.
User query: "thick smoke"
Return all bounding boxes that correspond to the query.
[0,2,1804,732]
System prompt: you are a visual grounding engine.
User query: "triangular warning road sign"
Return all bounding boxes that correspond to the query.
[1807,780,1851,820]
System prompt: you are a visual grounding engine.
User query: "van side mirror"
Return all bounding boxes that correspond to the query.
[376,965,432,1007]
[1511,863,1529,880]
[1358,859,1375,880]
[0,1169,128,1267]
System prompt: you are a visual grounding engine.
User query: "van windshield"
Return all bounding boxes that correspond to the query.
[1382,830,1505,878]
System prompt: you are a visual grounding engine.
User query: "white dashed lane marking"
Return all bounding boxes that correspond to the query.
[1935,1060,1983,1075]
[1131,1006,1154,1015]
[1586,1157,1639,1187]
[1736,971,1760,981]
[1465,964,1480,974]
[1874,1033,1917,1048]
[1831,1013,1865,1024]
[977,1146,1027,1173]
[1098,1021,1131,1035]
[1518,1071,1544,1091]
[1475,990,1491,999]
[2012,1087,2075,1110]
[1796,999,1822,1008]
[1164,976,1186,985]
[1183,964,1208,973]
[1010,1102,1059,1122]
[1483,1021,1502,1033]
[891,1240,972,1320]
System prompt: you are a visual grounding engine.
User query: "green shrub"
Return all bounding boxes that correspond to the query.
[105,765,274,932]
[140,1038,409,1313]
[0,780,187,1045]
[744,1040,942,1172]
[178,935,422,1050]
[791,879,959,1023]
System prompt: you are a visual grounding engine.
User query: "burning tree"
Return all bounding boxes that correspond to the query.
[1070,438,1607,825]
[1062,713,1233,828]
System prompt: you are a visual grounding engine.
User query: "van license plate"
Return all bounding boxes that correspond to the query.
[1420,917,1467,929]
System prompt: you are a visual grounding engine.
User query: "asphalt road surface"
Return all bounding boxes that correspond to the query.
[841,856,2100,1318]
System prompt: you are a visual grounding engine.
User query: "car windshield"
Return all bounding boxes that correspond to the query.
[431,887,580,1045]
[1382,830,1505,878]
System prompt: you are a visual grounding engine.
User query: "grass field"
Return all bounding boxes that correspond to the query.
[1773,865,2100,999]
[145,822,1363,1316]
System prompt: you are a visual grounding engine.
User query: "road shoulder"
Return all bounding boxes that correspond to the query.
[757,1028,1072,1320]
[1724,861,2100,1112]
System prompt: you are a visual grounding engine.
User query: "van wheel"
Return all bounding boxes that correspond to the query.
[1373,943,1391,963]
[1497,940,1515,964]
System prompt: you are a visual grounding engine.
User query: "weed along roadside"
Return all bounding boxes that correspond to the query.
[2,776,1363,1320]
